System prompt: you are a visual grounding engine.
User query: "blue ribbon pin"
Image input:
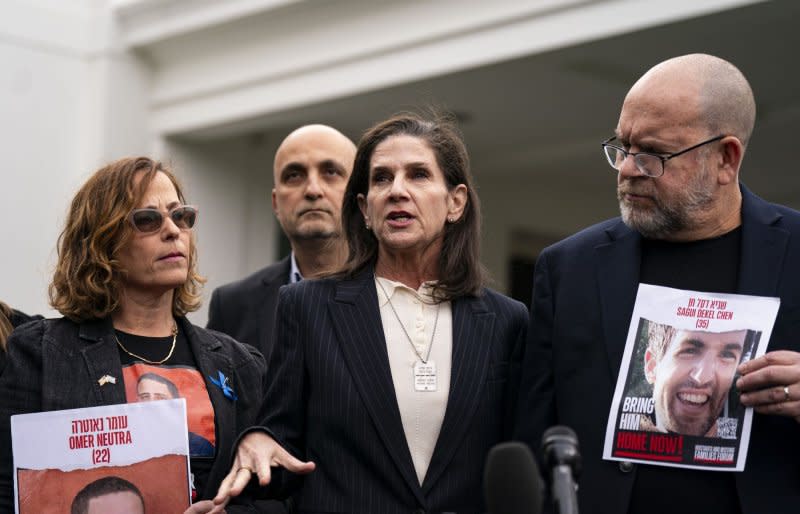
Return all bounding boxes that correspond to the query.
[209,371,238,401]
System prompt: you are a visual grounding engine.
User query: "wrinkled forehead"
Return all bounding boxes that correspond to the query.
[617,72,704,140]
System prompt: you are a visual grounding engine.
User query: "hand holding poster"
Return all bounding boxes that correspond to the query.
[603,284,779,471]
[12,399,190,513]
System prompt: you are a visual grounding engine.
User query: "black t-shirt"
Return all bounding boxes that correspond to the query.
[115,329,216,501]
[628,227,742,514]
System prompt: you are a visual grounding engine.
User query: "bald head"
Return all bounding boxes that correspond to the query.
[628,54,756,147]
[273,124,356,180]
[615,54,751,242]
[272,124,356,247]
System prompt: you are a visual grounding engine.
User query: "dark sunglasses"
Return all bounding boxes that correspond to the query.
[127,205,198,233]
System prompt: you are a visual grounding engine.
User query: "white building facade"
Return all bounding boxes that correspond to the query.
[3,0,795,323]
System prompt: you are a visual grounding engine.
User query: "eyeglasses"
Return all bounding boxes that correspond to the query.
[601,135,725,178]
[127,205,198,233]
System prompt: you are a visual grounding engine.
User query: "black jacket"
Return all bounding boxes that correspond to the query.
[0,309,43,373]
[0,316,267,513]
[515,186,800,514]
[207,256,291,361]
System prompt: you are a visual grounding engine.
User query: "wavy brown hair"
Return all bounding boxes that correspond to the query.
[49,157,204,322]
[0,301,13,351]
[339,111,486,300]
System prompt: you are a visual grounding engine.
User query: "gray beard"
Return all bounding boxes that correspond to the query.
[618,175,714,239]
[619,197,688,239]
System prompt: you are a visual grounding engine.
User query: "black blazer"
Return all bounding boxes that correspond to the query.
[207,256,291,360]
[0,309,43,374]
[0,316,267,513]
[257,268,528,514]
[9,309,43,328]
[515,185,800,514]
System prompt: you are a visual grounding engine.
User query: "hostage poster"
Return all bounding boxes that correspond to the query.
[12,399,190,514]
[603,284,779,471]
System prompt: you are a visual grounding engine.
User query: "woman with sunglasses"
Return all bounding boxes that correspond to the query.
[0,157,268,514]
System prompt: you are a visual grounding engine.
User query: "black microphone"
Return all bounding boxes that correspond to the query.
[484,441,543,514]
[541,426,581,514]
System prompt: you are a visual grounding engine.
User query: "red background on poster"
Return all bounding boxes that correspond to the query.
[17,453,188,513]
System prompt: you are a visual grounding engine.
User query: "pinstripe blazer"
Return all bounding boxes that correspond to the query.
[258,268,528,514]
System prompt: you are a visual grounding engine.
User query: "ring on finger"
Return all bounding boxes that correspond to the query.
[239,466,254,474]
[784,385,791,402]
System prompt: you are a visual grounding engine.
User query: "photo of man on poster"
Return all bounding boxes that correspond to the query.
[70,476,145,514]
[135,373,214,457]
[639,320,757,438]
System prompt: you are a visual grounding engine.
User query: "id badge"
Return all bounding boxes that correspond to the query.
[414,361,437,392]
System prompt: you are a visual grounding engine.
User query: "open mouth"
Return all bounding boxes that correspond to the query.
[387,211,413,222]
[677,392,709,405]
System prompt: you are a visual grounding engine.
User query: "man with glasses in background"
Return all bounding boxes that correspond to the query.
[516,54,800,514]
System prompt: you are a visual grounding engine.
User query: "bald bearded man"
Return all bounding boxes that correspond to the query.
[516,54,800,514]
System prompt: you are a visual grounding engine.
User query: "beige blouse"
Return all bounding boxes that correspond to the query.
[375,276,453,485]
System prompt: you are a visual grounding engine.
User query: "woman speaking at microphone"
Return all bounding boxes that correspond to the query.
[214,112,528,514]
[0,157,268,514]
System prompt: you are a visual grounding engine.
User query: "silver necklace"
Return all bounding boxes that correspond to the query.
[376,276,440,363]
